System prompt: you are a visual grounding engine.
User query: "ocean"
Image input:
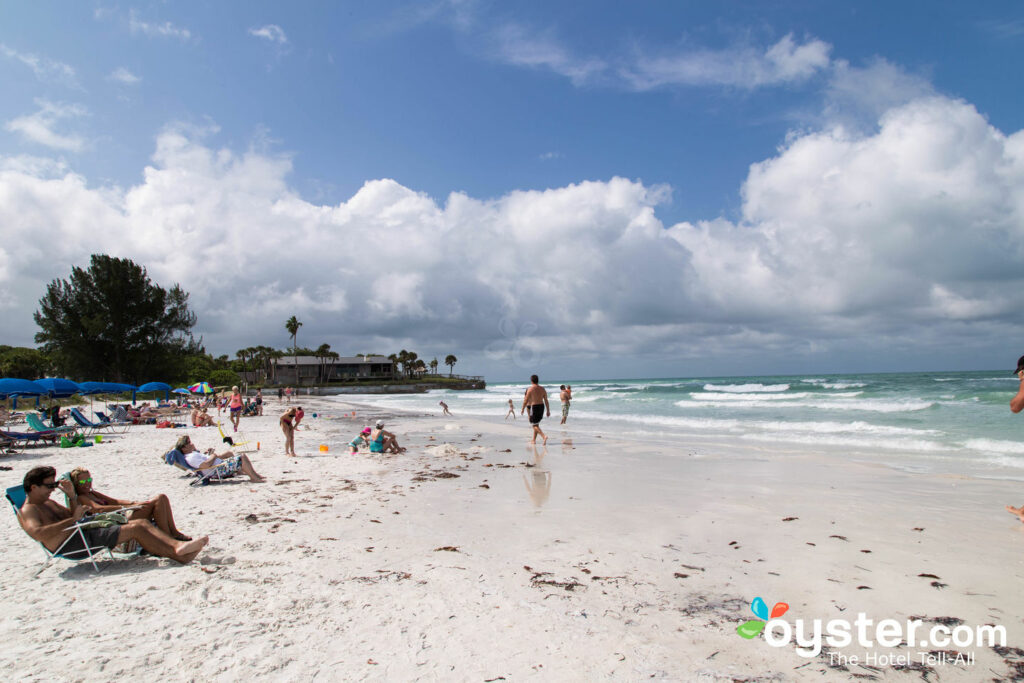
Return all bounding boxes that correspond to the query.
[334,371,1024,480]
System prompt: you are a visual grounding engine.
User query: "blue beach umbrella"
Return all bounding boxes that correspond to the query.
[137,381,172,401]
[0,377,46,410]
[32,378,81,398]
[0,378,46,399]
[172,388,191,395]
[77,381,137,417]
[78,382,137,395]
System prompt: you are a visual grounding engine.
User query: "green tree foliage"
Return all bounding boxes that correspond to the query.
[445,354,458,377]
[0,346,51,378]
[208,368,241,387]
[34,255,198,383]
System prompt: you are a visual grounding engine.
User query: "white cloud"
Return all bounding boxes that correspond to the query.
[5,100,88,152]
[108,67,141,85]
[0,93,1022,372]
[248,25,288,45]
[492,24,606,86]
[823,58,934,132]
[621,34,832,90]
[129,10,192,41]
[0,44,78,87]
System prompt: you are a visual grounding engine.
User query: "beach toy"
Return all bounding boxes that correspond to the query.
[313,413,317,418]
[94,434,103,443]
[257,441,261,450]
[60,436,73,448]
[319,444,328,452]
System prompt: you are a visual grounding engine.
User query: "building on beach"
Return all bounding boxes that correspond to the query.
[271,355,394,385]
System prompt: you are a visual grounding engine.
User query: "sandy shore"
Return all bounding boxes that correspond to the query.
[1,397,1023,681]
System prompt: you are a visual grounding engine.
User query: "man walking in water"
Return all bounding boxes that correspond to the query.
[521,375,550,444]
[559,385,571,425]
[1007,356,1024,522]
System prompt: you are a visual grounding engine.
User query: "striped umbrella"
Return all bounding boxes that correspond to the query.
[188,382,213,394]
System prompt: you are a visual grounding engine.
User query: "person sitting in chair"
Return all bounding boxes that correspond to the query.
[66,467,193,541]
[16,466,208,564]
[172,435,265,482]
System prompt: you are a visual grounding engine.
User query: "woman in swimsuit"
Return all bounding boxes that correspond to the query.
[228,386,243,432]
[66,467,193,541]
[280,407,298,456]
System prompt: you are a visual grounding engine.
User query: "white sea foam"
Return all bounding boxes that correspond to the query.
[821,382,867,389]
[686,391,810,402]
[963,438,1024,455]
[702,383,790,393]
[738,432,951,453]
[680,398,936,412]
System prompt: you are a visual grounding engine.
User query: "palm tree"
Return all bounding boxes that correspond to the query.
[285,316,302,385]
[315,343,331,383]
[445,354,457,377]
[429,357,438,376]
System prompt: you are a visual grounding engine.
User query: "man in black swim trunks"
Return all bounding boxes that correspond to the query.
[520,374,550,445]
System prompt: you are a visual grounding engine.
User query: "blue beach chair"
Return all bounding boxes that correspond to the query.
[6,485,140,576]
[163,449,240,486]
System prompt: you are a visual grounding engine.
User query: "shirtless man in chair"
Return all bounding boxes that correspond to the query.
[17,466,208,564]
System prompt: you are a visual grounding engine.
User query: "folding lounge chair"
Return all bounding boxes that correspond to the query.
[93,411,131,433]
[162,449,239,486]
[5,485,140,576]
[69,408,123,435]
[216,421,254,453]
[1,428,61,449]
[26,413,78,437]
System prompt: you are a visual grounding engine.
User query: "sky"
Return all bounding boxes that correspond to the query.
[1,1,1023,382]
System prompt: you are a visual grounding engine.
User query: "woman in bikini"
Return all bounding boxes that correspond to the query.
[66,466,193,541]
[280,407,298,456]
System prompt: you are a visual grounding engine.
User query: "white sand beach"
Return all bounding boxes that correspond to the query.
[2,398,1023,681]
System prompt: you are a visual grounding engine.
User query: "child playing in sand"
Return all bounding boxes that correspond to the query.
[349,427,372,454]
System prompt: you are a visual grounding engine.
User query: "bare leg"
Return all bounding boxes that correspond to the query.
[117,519,208,563]
[1007,505,1024,522]
[131,494,189,540]
[238,454,265,482]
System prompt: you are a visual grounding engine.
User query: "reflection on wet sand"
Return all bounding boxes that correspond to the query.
[523,444,552,507]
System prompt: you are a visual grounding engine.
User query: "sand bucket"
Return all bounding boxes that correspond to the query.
[319,444,328,453]
[257,441,261,450]
[94,434,103,443]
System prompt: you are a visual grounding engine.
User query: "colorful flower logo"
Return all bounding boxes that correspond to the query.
[737,597,789,639]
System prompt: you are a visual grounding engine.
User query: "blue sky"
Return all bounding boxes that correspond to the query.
[1,2,1023,381]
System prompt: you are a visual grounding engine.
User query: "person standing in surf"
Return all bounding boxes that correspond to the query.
[1007,356,1024,522]
[521,375,550,445]
[559,385,571,425]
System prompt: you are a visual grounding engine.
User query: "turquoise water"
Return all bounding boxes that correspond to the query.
[339,371,1024,479]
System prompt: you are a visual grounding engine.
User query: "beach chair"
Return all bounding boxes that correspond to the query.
[69,407,122,435]
[93,411,132,433]
[1,428,61,449]
[5,485,140,576]
[216,421,254,453]
[26,412,77,436]
[162,449,239,486]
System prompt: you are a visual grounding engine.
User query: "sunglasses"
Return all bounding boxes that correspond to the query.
[78,478,92,484]
[42,482,59,489]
